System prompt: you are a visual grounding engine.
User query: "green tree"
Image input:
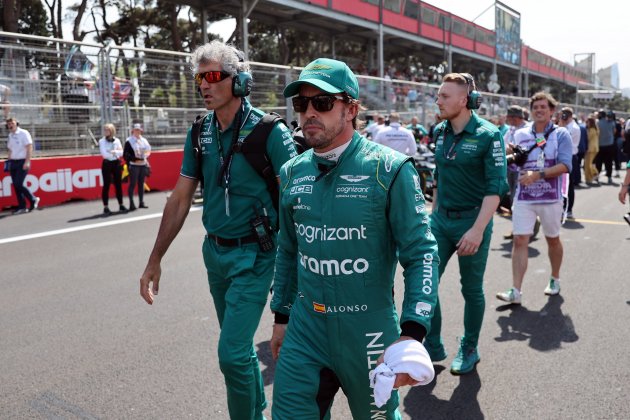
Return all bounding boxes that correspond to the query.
[0,0,50,36]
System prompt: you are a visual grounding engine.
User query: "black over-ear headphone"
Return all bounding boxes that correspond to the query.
[460,73,482,110]
[231,48,252,98]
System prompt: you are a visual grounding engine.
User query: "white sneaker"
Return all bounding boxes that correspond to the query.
[496,288,521,304]
[544,279,561,296]
[31,196,40,211]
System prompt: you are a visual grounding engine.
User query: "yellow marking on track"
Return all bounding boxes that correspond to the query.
[568,218,626,226]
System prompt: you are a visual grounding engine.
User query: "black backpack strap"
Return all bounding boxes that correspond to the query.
[191,114,207,187]
[235,113,286,215]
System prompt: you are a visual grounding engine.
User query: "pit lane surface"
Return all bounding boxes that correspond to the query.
[1,181,628,419]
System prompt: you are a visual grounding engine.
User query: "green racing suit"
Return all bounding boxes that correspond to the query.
[270,133,439,419]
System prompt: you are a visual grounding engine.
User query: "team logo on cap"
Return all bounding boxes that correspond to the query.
[306,63,333,70]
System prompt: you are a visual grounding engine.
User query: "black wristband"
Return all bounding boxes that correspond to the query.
[400,321,427,342]
[274,312,289,324]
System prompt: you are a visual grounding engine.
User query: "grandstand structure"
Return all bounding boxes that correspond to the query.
[184,0,593,101]
[0,2,624,157]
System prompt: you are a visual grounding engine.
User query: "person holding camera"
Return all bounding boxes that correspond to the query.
[425,73,508,375]
[139,40,296,420]
[496,92,572,305]
[5,117,40,214]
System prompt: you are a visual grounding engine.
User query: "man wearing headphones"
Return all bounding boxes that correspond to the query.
[6,117,40,214]
[425,73,508,374]
[139,40,296,419]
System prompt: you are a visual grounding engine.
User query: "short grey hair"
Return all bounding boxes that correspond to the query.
[190,40,250,76]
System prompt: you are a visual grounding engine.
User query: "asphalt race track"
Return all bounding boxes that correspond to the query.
[1,179,629,419]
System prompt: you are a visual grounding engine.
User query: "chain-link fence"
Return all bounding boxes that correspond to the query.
[0,31,626,157]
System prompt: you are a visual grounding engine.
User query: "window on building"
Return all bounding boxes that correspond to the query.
[384,0,401,12]
[421,7,436,25]
[437,13,451,30]
[403,0,419,19]
[452,20,463,35]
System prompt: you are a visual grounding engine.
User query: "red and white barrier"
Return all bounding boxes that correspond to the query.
[0,150,183,209]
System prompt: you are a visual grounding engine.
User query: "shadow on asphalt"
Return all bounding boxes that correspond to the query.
[494,296,579,351]
[495,240,541,259]
[403,365,483,419]
[67,210,129,223]
[562,219,584,230]
[257,340,275,386]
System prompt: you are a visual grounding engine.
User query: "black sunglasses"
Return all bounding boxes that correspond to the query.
[292,95,346,113]
[194,71,232,86]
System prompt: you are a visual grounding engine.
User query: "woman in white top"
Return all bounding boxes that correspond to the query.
[123,123,151,210]
[98,123,126,214]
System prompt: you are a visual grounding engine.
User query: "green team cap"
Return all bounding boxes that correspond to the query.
[283,58,359,99]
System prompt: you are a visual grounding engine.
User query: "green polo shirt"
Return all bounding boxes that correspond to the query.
[181,100,297,237]
[433,112,508,210]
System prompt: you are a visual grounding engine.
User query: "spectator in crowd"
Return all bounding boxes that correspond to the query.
[5,118,39,214]
[428,113,442,141]
[496,92,572,305]
[270,57,438,419]
[504,106,529,196]
[139,40,296,420]
[595,110,616,184]
[407,87,419,108]
[374,112,417,156]
[614,117,624,177]
[502,105,531,240]
[426,73,507,375]
[559,107,581,218]
[584,115,600,185]
[124,123,151,211]
[575,116,588,186]
[619,159,630,226]
[365,113,386,139]
[0,83,11,119]
[407,116,428,143]
[497,113,509,138]
[98,123,126,214]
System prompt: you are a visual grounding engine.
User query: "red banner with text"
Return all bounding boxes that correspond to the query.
[1,150,183,210]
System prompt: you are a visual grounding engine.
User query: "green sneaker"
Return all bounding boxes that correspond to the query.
[424,340,447,362]
[450,342,480,375]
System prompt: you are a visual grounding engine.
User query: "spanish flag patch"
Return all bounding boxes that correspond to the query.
[313,302,326,313]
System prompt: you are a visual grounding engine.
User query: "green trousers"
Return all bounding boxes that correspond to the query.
[272,301,403,420]
[426,212,493,348]
[202,238,275,420]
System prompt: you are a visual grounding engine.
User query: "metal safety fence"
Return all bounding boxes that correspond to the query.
[0,31,624,157]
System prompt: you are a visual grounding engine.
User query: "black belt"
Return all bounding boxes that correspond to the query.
[207,233,257,247]
[437,206,480,219]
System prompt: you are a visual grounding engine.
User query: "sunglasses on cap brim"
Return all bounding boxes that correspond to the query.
[292,95,347,113]
[194,71,232,86]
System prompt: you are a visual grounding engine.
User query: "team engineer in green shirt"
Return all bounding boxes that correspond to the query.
[424,73,508,375]
[139,40,296,420]
[138,47,506,417]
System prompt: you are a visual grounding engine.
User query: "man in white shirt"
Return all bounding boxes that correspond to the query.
[559,107,581,218]
[365,113,386,139]
[6,118,39,214]
[373,112,417,156]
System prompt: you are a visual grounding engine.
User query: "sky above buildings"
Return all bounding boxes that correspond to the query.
[425,0,629,88]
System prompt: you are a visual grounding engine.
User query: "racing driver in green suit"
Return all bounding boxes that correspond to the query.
[269,58,440,419]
